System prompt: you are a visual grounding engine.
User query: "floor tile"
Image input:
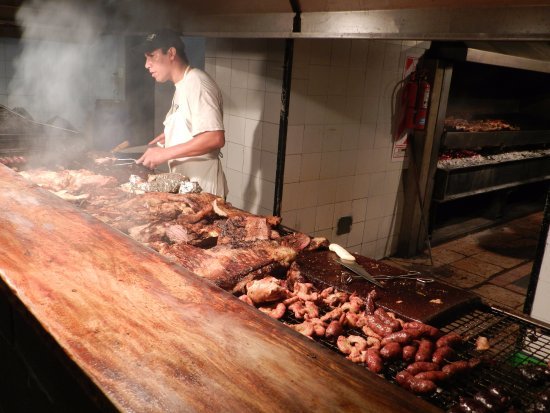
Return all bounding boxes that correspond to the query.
[472,284,525,309]
[431,266,486,289]
[450,257,503,278]
[472,251,524,269]
[505,283,528,295]
[489,263,533,286]
[431,248,465,266]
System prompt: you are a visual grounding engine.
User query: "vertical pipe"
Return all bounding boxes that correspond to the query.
[273,39,294,217]
[273,0,301,217]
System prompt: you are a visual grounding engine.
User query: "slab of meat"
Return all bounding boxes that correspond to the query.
[157,240,297,290]
[20,168,117,193]
[217,215,271,244]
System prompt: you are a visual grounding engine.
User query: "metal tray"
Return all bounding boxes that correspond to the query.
[282,303,550,411]
[433,156,550,202]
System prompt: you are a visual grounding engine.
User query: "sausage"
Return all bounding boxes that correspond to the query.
[365,348,384,373]
[374,308,401,331]
[395,370,437,395]
[366,314,394,337]
[402,343,418,362]
[432,345,455,364]
[442,360,473,377]
[403,321,440,338]
[402,328,425,340]
[415,339,434,362]
[380,330,412,346]
[362,325,383,340]
[458,396,490,413]
[473,391,503,411]
[365,289,377,315]
[380,342,402,359]
[406,361,440,375]
[415,370,447,383]
[436,332,463,348]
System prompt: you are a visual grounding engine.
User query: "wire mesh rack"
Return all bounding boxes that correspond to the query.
[281,303,550,411]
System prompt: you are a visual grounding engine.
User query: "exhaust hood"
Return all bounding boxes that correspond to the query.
[428,41,550,74]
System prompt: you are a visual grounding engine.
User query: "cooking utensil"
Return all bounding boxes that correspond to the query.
[329,243,384,288]
[110,140,130,153]
[113,158,138,166]
[373,271,435,284]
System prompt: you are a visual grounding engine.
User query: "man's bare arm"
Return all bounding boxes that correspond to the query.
[137,130,225,169]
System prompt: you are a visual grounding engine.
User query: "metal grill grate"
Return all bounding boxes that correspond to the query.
[281,304,550,411]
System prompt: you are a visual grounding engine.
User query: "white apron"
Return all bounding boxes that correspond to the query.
[163,67,228,198]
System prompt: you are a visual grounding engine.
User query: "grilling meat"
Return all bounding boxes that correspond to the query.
[245,276,288,304]
[157,241,297,290]
[20,168,117,192]
[444,117,519,132]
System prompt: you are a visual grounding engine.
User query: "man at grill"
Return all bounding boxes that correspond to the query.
[135,29,228,198]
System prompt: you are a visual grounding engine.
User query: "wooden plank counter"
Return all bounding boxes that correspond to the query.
[0,166,441,413]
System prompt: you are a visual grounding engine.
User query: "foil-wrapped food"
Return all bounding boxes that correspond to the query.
[121,173,202,194]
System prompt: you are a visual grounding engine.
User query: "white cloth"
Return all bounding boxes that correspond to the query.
[163,67,227,197]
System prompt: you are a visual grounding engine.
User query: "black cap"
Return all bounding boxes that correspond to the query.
[133,28,185,54]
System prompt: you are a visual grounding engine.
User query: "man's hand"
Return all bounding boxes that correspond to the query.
[136,146,170,169]
[148,132,165,146]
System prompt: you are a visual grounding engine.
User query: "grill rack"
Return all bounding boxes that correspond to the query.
[281,304,550,411]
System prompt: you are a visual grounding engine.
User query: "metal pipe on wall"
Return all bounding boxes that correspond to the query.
[273,0,301,216]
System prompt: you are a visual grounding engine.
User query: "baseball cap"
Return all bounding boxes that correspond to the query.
[133,28,185,54]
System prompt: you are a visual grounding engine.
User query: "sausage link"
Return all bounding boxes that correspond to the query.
[406,361,440,375]
[432,345,455,364]
[415,370,447,383]
[403,321,440,338]
[395,370,437,394]
[380,342,402,359]
[414,339,434,362]
[442,360,472,377]
[366,314,394,337]
[402,344,418,362]
[374,308,401,331]
[366,348,384,373]
[365,290,377,315]
[380,330,412,346]
[436,332,463,348]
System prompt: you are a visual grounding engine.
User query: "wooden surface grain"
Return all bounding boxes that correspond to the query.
[0,166,442,413]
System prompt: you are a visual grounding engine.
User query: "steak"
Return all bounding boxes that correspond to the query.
[157,240,297,290]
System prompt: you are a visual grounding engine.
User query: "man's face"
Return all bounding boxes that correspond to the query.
[144,48,172,83]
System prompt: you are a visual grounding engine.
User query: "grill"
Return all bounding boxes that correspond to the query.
[0,104,81,166]
[423,46,550,244]
[281,303,550,411]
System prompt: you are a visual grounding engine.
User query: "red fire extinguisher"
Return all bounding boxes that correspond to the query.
[415,75,431,130]
[403,72,418,130]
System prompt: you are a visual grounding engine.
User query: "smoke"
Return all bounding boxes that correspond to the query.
[10,1,112,130]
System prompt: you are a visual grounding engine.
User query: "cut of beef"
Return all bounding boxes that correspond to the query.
[217,215,271,244]
[157,240,297,290]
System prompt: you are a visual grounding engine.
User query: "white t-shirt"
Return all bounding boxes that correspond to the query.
[163,68,227,197]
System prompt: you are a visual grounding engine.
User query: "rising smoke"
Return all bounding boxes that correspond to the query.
[10,0,112,131]
[9,0,175,159]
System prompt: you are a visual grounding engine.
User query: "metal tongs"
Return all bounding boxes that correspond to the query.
[373,270,435,284]
[113,158,138,166]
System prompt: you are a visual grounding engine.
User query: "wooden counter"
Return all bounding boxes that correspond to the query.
[0,166,441,413]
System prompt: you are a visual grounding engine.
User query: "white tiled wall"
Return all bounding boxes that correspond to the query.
[204,38,285,216]
[281,39,430,259]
